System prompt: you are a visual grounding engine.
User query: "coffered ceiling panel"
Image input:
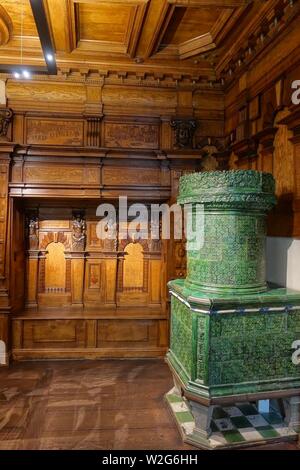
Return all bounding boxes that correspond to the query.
[74,0,148,56]
[1,0,279,85]
[78,2,132,42]
[161,7,222,46]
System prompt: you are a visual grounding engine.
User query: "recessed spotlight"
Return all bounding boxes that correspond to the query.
[22,70,30,79]
[14,72,20,78]
[46,53,54,62]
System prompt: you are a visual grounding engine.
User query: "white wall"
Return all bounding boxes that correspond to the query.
[266,237,300,290]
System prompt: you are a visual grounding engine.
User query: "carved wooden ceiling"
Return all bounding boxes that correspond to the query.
[0,0,297,85]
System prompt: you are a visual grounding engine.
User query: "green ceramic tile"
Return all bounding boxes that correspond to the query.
[223,430,246,444]
[175,411,194,424]
[212,407,229,419]
[231,416,252,429]
[210,420,219,433]
[166,394,182,403]
[256,426,280,439]
[237,404,258,415]
[168,171,300,407]
[262,412,283,425]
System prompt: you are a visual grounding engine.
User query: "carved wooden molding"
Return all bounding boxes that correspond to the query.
[218,0,300,86]
[86,117,102,147]
[65,259,71,293]
[118,238,149,252]
[38,258,46,294]
[40,232,71,250]
[2,69,221,88]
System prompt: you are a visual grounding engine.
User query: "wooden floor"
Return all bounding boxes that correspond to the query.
[0,359,299,450]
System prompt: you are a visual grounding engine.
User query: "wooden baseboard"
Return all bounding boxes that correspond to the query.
[12,347,167,361]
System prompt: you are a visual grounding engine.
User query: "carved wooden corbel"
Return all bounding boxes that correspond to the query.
[197,137,229,171]
[170,119,197,149]
[0,108,13,140]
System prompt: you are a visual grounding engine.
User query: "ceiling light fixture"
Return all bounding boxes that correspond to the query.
[22,70,30,79]
[8,0,57,78]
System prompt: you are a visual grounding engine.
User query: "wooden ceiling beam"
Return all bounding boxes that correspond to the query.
[135,0,175,59]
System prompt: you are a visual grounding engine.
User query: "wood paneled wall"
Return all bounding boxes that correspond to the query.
[0,76,226,362]
[224,17,300,238]
[1,6,300,361]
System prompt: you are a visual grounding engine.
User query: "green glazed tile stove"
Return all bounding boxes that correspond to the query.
[166,170,300,449]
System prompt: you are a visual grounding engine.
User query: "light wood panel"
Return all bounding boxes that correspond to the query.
[45,242,66,291]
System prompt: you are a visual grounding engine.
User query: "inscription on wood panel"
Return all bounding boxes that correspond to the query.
[103,167,159,185]
[104,122,159,149]
[26,119,84,146]
[24,166,83,184]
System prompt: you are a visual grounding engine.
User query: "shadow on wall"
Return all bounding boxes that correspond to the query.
[0,340,6,365]
[266,237,300,290]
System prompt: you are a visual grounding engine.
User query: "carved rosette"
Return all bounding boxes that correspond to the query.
[178,170,276,294]
[170,119,197,149]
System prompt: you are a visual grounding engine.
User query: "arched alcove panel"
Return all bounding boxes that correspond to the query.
[123,242,143,290]
[45,242,66,292]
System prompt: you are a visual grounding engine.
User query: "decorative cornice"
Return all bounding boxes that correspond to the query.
[0,73,223,92]
[218,0,300,88]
